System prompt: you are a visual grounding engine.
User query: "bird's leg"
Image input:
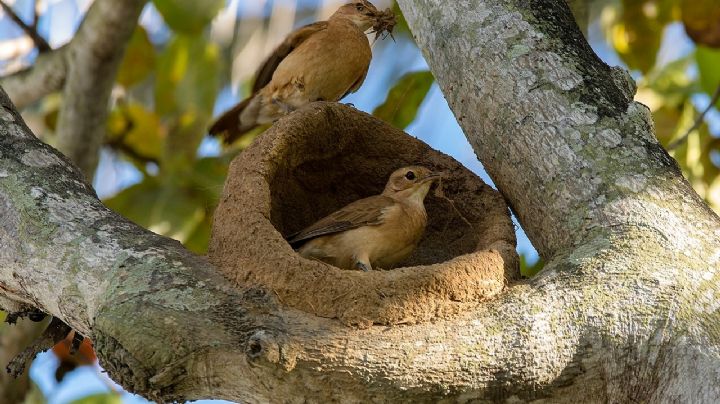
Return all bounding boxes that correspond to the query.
[353,254,372,272]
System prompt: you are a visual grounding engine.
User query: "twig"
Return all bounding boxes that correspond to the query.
[32,0,40,30]
[668,83,720,151]
[0,0,51,52]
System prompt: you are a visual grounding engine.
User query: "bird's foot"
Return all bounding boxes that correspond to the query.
[354,261,371,272]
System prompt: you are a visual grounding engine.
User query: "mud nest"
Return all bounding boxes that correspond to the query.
[208,102,519,327]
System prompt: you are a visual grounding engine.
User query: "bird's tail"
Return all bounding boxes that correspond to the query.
[208,96,258,144]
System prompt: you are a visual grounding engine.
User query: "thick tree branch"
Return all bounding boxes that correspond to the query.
[0,1,51,52]
[54,0,147,178]
[0,0,719,402]
[0,87,283,402]
[395,0,720,399]
[400,0,670,258]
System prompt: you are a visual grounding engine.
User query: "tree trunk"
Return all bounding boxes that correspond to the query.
[0,0,718,402]
[398,0,720,401]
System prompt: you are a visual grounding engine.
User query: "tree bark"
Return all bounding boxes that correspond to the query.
[398,0,720,400]
[0,0,147,179]
[0,0,718,403]
[0,45,68,109]
[54,0,147,178]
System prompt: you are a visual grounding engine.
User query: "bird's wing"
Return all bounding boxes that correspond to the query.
[340,64,369,100]
[287,195,395,245]
[252,21,329,93]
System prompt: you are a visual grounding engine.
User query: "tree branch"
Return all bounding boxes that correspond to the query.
[0,0,146,121]
[54,0,147,178]
[0,87,274,401]
[0,0,51,52]
[400,0,661,259]
[0,45,67,110]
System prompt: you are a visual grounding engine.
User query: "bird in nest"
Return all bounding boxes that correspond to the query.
[208,0,396,144]
[287,166,442,272]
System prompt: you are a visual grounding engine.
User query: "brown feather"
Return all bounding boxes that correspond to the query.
[208,97,256,144]
[341,64,369,100]
[252,22,329,93]
[288,195,395,245]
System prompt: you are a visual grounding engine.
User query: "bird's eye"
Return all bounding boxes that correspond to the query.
[356,4,365,11]
[405,171,416,181]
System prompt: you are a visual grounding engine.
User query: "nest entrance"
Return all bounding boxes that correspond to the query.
[208,102,519,327]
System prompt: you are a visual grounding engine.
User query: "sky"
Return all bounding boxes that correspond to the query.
[0,0,716,402]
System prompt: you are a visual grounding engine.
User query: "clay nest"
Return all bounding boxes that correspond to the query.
[208,102,519,327]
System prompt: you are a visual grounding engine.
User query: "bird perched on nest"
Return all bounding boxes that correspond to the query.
[208,0,396,144]
[288,166,442,271]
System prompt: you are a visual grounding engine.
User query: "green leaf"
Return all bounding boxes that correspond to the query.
[643,55,696,99]
[107,103,165,163]
[189,155,235,203]
[638,56,695,141]
[155,35,220,116]
[152,0,224,34]
[44,107,58,132]
[116,27,156,87]
[652,106,683,144]
[183,218,212,254]
[520,255,544,278]
[69,393,122,404]
[390,3,411,36]
[604,0,677,74]
[373,70,434,129]
[155,35,220,167]
[696,46,720,107]
[104,178,207,249]
[103,155,232,253]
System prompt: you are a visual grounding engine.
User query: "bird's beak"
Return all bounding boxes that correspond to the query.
[419,172,444,184]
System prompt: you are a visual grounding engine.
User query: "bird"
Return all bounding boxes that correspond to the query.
[287,166,442,271]
[208,1,394,144]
